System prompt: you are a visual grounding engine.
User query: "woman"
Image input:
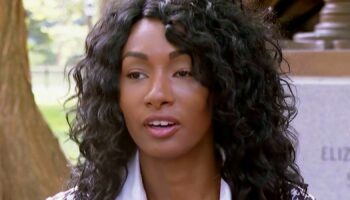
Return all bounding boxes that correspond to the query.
[48,0,315,199]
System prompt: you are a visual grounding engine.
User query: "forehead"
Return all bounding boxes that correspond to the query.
[122,18,177,54]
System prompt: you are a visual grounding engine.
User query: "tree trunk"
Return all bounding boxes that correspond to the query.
[0,0,69,199]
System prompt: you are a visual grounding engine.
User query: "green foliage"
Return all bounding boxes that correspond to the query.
[23,0,95,67]
[25,0,100,163]
[26,10,56,65]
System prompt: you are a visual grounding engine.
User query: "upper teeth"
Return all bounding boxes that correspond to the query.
[149,121,174,126]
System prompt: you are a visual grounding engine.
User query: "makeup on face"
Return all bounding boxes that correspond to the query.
[119,18,214,159]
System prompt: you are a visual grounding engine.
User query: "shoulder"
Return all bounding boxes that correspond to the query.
[289,185,316,200]
[46,188,75,200]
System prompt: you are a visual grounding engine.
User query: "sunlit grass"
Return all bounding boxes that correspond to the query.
[38,104,79,163]
[39,105,68,135]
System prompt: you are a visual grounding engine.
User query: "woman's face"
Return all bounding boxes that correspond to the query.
[120,18,214,159]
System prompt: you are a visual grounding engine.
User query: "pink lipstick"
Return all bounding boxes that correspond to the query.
[144,116,180,138]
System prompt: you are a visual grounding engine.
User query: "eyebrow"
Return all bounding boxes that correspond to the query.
[122,50,188,60]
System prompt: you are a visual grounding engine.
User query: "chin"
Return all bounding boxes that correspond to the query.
[139,144,193,160]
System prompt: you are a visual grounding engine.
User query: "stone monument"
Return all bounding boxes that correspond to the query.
[292,0,350,49]
[281,1,350,199]
[292,78,350,200]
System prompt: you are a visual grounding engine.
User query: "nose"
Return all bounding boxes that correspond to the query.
[144,72,174,109]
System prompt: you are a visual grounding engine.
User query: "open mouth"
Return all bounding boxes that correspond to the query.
[147,120,176,128]
[145,120,179,138]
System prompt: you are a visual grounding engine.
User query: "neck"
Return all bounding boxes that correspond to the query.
[139,143,220,200]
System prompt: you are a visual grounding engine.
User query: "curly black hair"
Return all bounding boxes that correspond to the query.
[67,0,308,199]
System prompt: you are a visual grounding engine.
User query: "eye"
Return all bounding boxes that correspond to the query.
[127,72,147,80]
[174,70,192,78]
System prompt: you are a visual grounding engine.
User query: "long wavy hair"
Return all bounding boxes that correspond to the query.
[67,0,307,199]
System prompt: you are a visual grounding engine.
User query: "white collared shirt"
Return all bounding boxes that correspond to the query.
[116,152,232,200]
[47,153,232,200]
[47,153,316,200]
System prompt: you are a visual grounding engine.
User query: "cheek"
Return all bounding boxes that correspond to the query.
[183,84,210,108]
[119,98,139,139]
[119,83,146,132]
[177,85,212,120]
[119,93,127,114]
[120,93,140,119]
[119,80,143,113]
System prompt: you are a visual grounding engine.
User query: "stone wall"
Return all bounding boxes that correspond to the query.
[292,77,350,199]
[286,50,350,199]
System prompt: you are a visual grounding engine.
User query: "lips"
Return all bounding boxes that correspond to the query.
[143,115,180,138]
[148,120,175,127]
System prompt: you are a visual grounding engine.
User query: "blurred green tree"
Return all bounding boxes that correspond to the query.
[24,0,92,67]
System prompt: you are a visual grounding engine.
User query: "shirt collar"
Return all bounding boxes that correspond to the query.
[116,152,232,200]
